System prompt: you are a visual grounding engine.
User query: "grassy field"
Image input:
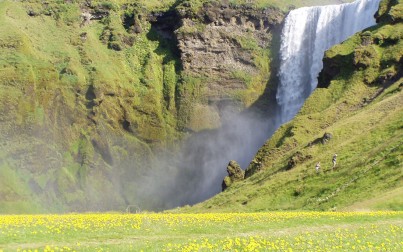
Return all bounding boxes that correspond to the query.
[0,212,402,251]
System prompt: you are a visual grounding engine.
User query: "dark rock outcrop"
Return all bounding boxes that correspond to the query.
[0,0,284,212]
[322,132,333,144]
[320,0,403,89]
[222,160,245,191]
[245,0,403,181]
[287,151,312,170]
[307,132,333,147]
[376,0,403,24]
[172,3,284,131]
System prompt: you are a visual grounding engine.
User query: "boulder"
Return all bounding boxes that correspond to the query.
[322,132,333,144]
[287,151,312,170]
[222,160,244,191]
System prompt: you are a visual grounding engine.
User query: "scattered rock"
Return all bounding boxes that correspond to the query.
[80,32,88,42]
[287,151,312,170]
[322,132,333,144]
[360,31,372,46]
[307,132,333,147]
[222,160,244,191]
[353,46,379,69]
[81,12,93,26]
[27,9,39,17]
[244,158,262,178]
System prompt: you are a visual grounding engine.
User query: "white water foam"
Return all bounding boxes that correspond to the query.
[276,0,381,124]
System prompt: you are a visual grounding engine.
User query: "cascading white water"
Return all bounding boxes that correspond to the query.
[276,0,381,124]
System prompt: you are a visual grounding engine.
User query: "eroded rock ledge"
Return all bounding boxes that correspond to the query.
[150,2,284,131]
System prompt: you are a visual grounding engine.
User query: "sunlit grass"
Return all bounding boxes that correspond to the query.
[0,211,402,251]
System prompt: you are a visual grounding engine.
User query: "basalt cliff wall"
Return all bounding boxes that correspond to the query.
[181,0,403,213]
[0,0,284,212]
[159,2,284,131]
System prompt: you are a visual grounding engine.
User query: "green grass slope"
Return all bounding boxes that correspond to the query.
[0,0,181,212]
[179,0,403,213]
[0,0,356,213]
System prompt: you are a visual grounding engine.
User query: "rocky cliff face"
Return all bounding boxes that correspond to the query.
[318,0,402,91]
[173,3,284,131]
[222,160,245,191]
[244,0,402,179]
[189,0,403,212]
[0,0,284,212]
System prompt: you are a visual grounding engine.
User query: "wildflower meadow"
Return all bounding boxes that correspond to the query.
[0,211,402,251]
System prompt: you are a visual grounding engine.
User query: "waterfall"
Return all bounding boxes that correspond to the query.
[276,0,381,124]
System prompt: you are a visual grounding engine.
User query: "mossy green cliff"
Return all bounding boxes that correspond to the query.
[177,0,403,213]
[0,0,399,213]
[0,0,287,212]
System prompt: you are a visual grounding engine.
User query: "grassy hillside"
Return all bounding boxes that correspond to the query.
[0,0,183,212]
[179,0,403,213]
[0,0,355,213]
[1,0,398,214]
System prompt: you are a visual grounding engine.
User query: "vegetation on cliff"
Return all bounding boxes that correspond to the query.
[0,0,179,212]
[0,0,285,212]
[0,0,400,214]
[180,0,403,212]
